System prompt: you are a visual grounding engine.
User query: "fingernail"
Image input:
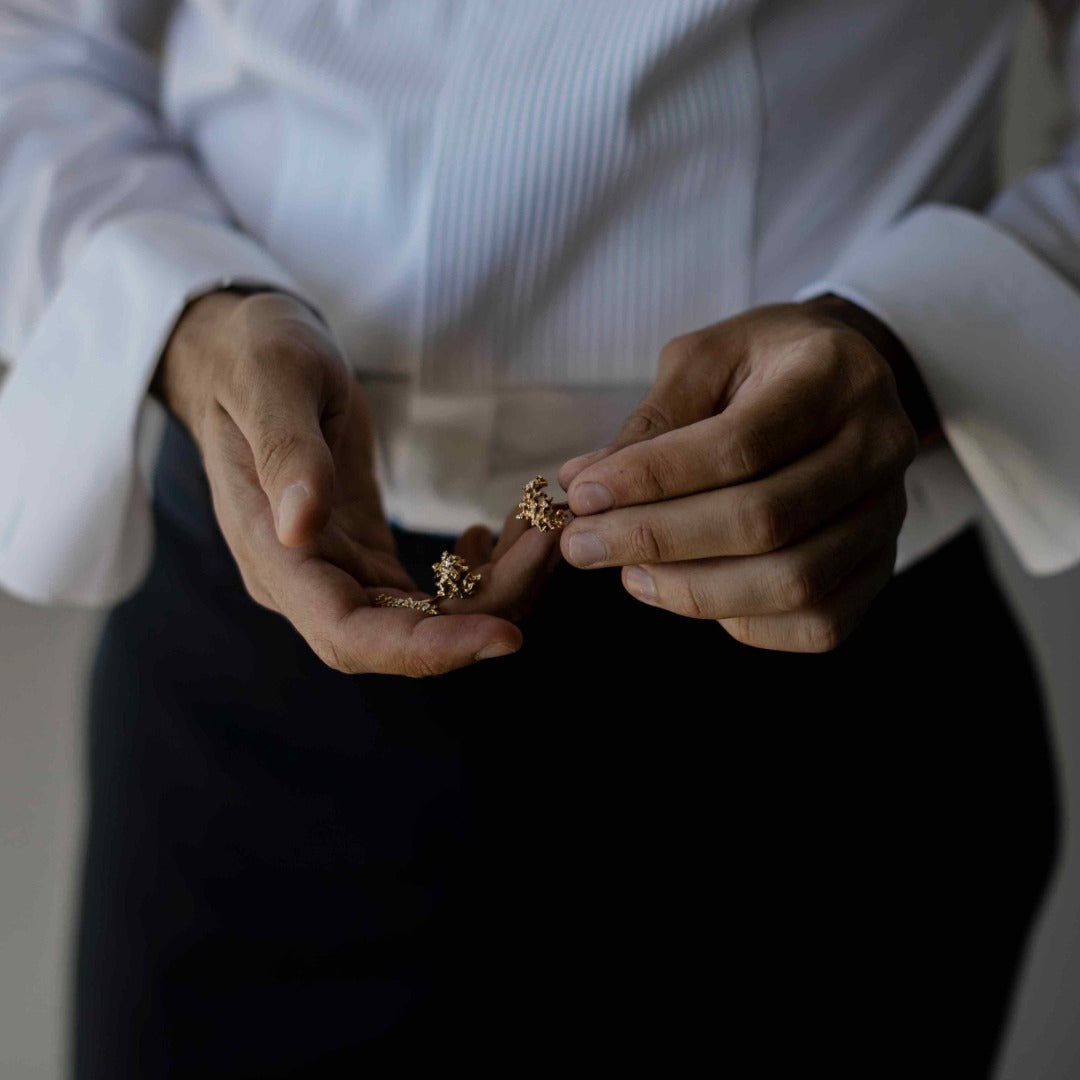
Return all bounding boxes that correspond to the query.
[567,532,607,567]
[277,482,311,539]
[572,482,614,514]
[624,566,656,601]
[475,642,518,662]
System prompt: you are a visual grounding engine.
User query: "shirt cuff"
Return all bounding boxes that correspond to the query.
[796,203,1080,576]
[0,209,311,606]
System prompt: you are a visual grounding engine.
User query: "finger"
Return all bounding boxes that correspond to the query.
[201,404,293,600]
[208,397,417,594]
[603,342,729,451]
[218,341,350,548]
[622,484,907,619]
[207,429,522,675]
[560,416,910,568]
[490,503,532,561]
[316,524,417,592]
[320,381,396,553]
[556,333,738,495]
[563,362,866,517]
[440,523,562,623]
[206,390,536,671]
[283,557,522,675]
[455,524,495,568]
[718,541,897,654]
[200,408,444,665]
[557,447,613,493]
[556,383,708,498]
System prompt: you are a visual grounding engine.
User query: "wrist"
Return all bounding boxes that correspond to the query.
[801,292,943,445]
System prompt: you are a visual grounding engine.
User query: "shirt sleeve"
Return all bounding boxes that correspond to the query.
[796,1,1080,577]
[0,1,312,606]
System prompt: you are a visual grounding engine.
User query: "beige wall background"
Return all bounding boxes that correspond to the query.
[0,5,1077,1076]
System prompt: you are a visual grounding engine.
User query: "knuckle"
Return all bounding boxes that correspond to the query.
[628,519,666,564]
[814,335,887,403]
[812,329,851,379]
[843,340,890,395]
[668,574,708,619]
[630,451,676,502]
[737,492,792,553]
[681,577,713,619]
[720,615,759,648]
[734,496,766,551]
[773,559,825,611]
[262,330,319,371]
[255,427,304,487]
[883,417,919,469]
[803,341,842,393]
[727,425,771,481]
[800,326,844,373]
[855,354,889,392]
[309,633,354,674]
[800,612,848,654]
[658,328,724,380]
[622,400,674,443]
[658,333,697,373]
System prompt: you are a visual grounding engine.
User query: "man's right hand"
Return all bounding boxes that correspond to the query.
[152,289,558,677]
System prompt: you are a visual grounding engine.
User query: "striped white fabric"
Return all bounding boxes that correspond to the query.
[169,1,766,390]
[1,0,1080,602]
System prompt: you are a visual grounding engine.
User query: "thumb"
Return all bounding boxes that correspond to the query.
[227,363,340,547]
[557,360,714,495]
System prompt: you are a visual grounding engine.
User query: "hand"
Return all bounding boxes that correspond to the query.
[153,289,559,676]
[556,299,921,653]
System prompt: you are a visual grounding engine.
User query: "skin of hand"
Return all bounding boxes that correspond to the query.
[151,289,561,677]
[556,296,926,654]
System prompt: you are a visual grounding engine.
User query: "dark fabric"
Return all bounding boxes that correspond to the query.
[75,415,1059,1078]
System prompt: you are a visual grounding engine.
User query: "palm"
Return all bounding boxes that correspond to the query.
[203,378,560,675]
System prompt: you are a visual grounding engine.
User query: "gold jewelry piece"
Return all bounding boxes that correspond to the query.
[515,476,569,532]
[432,551,481,599]
[374,593,441,616]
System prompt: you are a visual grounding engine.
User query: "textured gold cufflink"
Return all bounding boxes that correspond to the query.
[373,594,441,616]
[375,475,566,616]
[433,550,481,599]
[515,476,569,532]
[373,551,482,616]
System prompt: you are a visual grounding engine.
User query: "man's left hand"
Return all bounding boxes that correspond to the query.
[557,299,922,653]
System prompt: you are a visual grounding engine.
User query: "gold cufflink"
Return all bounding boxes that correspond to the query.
[515,476,569,532]
[373,594,441,616]
[374,552,482,616]
[433,550,481,599]
[377,476,569,616]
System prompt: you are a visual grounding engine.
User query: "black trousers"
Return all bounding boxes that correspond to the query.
[75,416,1059,1077]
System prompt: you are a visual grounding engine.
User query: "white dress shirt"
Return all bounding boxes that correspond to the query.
[0,0,1078,606]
